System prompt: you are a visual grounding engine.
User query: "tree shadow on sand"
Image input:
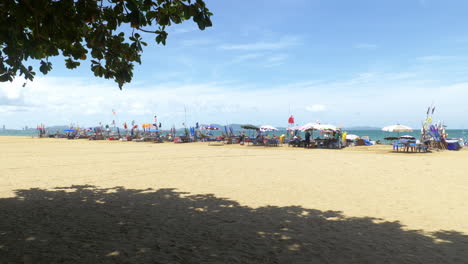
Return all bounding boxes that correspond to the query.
[0,185,467,263]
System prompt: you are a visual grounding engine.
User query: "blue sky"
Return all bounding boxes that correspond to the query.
[2,0,468,129]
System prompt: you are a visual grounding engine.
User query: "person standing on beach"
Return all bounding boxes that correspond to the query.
[305,131,311,148]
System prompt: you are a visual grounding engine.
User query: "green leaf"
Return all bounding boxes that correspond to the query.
[0,0,213,89]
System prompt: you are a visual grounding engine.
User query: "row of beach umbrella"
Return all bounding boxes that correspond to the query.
[62,123,415,135]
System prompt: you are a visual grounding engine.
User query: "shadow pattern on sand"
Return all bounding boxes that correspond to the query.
[0,185,467,263]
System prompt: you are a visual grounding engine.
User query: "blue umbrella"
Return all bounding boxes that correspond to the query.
[63,129,75,132]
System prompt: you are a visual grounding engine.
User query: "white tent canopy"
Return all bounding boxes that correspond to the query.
[314,124,337,131]
[382,124,413,132]
[259,125,278,132]
[300,123,320,131]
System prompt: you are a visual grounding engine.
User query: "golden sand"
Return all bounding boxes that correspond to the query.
[1,136,467,262]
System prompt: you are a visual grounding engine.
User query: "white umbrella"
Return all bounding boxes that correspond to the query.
[382,124,413,132]
[314,124,337,131]
[346,134,359,140]
[259,125,278,132]
[300,123,320,131]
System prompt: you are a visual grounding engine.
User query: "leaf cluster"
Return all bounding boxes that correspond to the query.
[0,0,212,89]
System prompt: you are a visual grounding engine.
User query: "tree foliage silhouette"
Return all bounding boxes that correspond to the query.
[0,0,212,89]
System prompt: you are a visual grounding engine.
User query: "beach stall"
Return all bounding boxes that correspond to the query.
[382,124,420,152]
[286,126,301,144]
[285,123,318,147]
[241,125,263,145]
[301,123,342,148]
[63,128,76,139]
[259,125,279,146]
[315,124,343,148]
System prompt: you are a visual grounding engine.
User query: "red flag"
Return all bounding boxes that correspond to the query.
[288,115,294,124]
[123,122,128,129]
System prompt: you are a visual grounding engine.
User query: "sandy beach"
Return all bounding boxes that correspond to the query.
[1,136,467,263]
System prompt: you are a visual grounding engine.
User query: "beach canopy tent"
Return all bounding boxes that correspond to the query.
[382,125,413,132]
[400,135,416,139]
[241,125,259,130]
[259,125,278,132]
[346,134,359,140]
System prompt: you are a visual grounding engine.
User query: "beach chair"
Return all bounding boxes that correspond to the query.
[416,144,428,152]
[393,140,408,152]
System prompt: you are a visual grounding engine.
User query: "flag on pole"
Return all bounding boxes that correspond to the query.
[112,109,116,115]
[288,115,295,124]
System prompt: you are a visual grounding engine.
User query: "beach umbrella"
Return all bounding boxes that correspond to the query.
[241,124,259,130]
[400,135,416,139]
[300,123,320,131]
[346,134,359,140]
[63,129,75,132]
[382,124,413,132]
[314,124,337,131]
[260,125,278,132]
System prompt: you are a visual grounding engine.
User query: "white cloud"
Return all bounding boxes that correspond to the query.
[219,36,302,51]
[2,70,468,128]
[305,104,326,112]
[354,43,378,49]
